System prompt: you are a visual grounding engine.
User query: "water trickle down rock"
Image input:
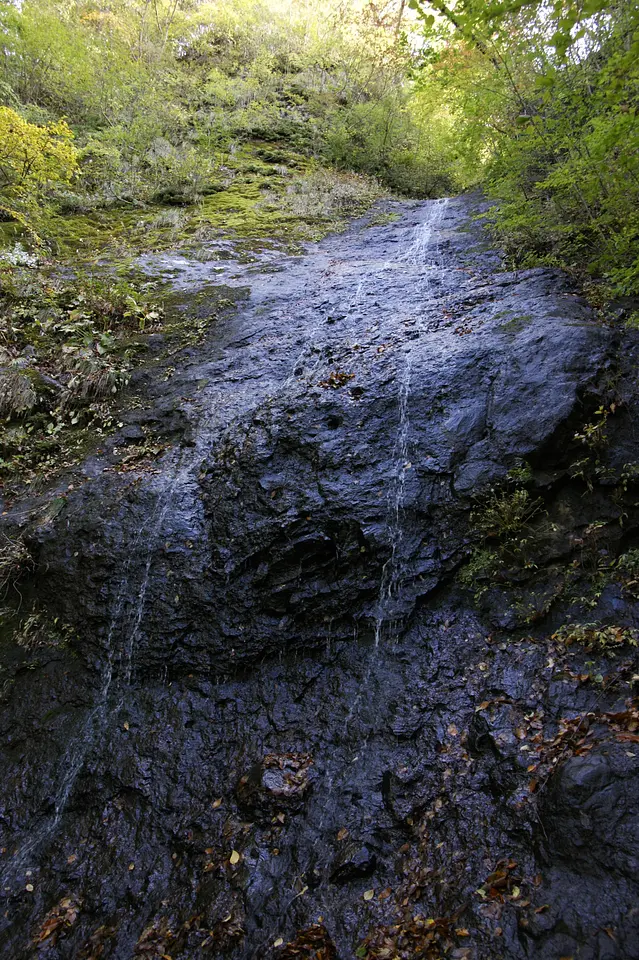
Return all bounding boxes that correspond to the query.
[1,194,638,960]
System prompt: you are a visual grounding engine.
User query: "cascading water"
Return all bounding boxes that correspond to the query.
[0,457,187,894]
[1,189,624,960]
[0,267,330,897]
[3,194,454,951]
[246,197,452,958]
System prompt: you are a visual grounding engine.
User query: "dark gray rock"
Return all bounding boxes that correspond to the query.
[0,194,637,960]
[236,753,314,816]
[330,843,377,884]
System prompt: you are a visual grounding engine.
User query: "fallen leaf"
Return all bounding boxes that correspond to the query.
[363,889,374,901]
[25,884,34,892]
[274,938,283,947]
[337,828,349,841]
[212,798,222,809]
[128,863,135,871]
[229,850,241,865]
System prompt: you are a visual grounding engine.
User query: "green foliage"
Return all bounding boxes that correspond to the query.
[0,534,33,596]
[412,0,639,294]
[472,487,543,541]
[458,480,545,600]
[0,263,163,490]
[0,106,78,239]
[618,550,639,580]
[553,622,638,653]
[277,168,384,221]
[616,549,639,598]
[11,611,76,651]
[507,459,533,485]
[0,0,460,247]
[457,547,503,592]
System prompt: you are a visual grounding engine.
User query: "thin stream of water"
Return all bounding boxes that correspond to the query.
[249,197,451,958]
[1,252,356,895]
[2,198,450,927]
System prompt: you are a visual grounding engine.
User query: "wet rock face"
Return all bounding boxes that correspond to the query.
[330,843,377,885]
[29,197,610,675]
[236,753,314,817]
[541,747,639,877]
[0,195,637,960]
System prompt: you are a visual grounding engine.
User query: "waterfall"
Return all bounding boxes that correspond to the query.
[247,197,451,958]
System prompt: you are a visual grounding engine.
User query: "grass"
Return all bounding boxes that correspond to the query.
[0,148,389,499]
[0,534,33,596]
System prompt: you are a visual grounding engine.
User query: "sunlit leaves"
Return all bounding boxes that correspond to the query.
[0,107,78,203]
[412,0,639,294]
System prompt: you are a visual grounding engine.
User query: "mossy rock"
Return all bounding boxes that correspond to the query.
[200,182,228,195]
[152,187,195,207]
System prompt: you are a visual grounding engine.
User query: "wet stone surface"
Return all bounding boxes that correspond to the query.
[0,195,638,959]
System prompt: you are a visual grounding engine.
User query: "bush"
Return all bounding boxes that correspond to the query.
[0,107,78,238]
[281,168,383,219]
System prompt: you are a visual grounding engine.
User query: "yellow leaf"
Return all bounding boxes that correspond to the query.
[363,889,374,901]
[274,938,284,947]
[229,850,241,865]
[337,828,349,841]
[212,798,222,809]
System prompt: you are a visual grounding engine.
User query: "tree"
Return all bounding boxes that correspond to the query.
[0,106,79,240]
